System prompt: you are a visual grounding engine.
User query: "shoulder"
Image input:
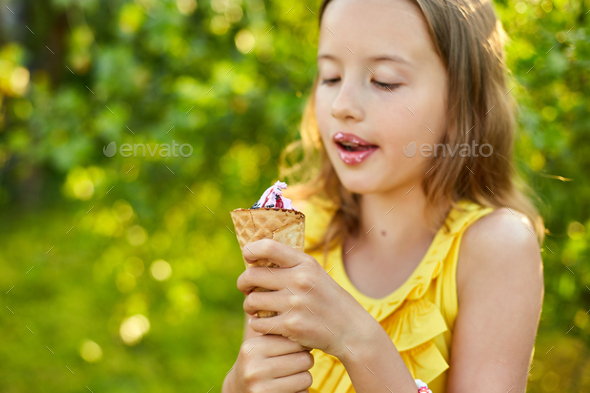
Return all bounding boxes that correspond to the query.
[457,206,544,300]
[448,207,545,390]
[461,206,541,259]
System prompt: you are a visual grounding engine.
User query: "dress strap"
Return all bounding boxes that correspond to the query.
[441,200,495,329]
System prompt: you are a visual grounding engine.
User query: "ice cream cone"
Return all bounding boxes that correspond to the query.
[230,207,305,318]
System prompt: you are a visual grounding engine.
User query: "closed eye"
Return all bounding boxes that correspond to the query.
[321,77,341,85]
[373,81,401,91]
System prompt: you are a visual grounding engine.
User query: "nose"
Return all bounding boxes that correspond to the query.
[330,79,365,122]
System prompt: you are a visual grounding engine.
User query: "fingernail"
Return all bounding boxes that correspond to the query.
[249,318,252,325]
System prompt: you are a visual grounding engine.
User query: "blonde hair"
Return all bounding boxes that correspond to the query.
[279,0,545,262]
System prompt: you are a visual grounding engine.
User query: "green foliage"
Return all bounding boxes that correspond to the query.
[0,0,588,391]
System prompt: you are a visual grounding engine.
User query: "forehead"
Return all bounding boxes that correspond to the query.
[319,0,435,65]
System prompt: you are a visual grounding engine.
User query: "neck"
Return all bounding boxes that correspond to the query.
[349,182,440,261]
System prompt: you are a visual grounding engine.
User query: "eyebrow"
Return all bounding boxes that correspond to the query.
[370,55,413,67]
[317,53,413,67]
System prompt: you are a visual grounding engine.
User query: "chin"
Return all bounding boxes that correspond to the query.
[333,161,419,197]
[334,170,384,195]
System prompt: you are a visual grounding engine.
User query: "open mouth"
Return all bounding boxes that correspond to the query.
[332,132,379,165]
[334,141,379,165]
[336,141,379,152]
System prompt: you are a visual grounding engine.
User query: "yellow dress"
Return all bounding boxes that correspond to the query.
[297,196,497,393]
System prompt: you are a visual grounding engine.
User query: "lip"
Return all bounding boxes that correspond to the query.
[332,132,379,165]
[332,132,377,147]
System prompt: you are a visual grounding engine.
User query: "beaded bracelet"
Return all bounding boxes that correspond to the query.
[415,379,433,393]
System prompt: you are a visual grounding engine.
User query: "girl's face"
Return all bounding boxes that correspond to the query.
[315,0,448,196]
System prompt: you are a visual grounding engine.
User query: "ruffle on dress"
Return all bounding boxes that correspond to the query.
[300,197,494,393]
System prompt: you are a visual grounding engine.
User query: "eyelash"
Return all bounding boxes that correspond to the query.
[373,81,400,91]
[321,78,400,91]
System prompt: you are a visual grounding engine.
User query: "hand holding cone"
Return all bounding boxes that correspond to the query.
[230,181,305,318]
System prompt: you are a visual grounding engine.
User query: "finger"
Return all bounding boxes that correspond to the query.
[243,288,289,316]
[237,267,284,294]
[243,238,307,269]
[264,351,314,377]
[251,313,295,338]
[271,371,313,393]
[255,335,309,357]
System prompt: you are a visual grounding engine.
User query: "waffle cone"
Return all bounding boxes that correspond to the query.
[230,207,305,318]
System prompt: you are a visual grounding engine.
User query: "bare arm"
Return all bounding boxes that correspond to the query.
[448,209,544,392]
[337,318,421,393]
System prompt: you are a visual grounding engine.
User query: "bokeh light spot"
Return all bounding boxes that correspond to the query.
[567,222,584,240]
[151,259,172,281]
[80,340,103,362]
[210,15,229,35]
[176,0,197,15]
[74,179,95,200]
[10,67,30,96]
[515,2,527,14]
[124,256,144,277]
[127,225,148,246]
[541,371,559,391]
[235,29,255,53]
[113,199,134,222]
[119,3,146,34]
[119,314,150,346]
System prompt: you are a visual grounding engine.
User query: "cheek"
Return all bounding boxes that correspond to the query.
[370,100,438,179]
[372,94,441,156]
[413,78,448,146]
[372,101,418,152]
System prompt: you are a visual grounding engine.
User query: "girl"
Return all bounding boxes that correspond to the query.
[223,0,544,392]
